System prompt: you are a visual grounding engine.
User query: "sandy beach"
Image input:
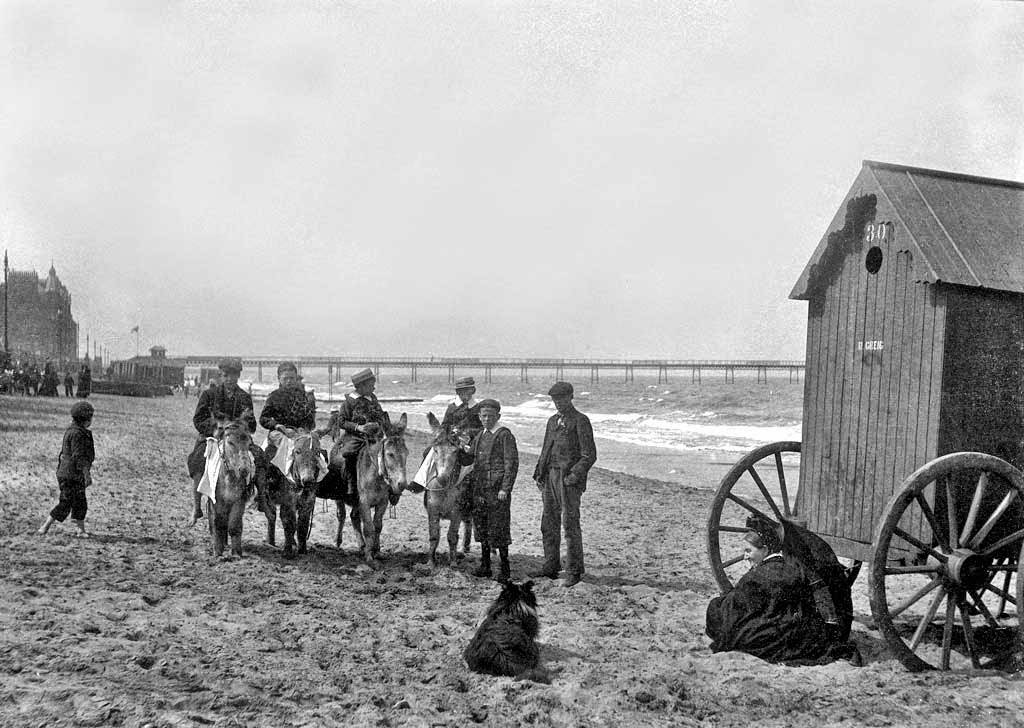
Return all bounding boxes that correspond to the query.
[2,393,1023,727]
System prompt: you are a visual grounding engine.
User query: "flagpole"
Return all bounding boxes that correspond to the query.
[3,249,9,354]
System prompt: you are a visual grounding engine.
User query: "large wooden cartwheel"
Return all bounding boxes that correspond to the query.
[869,452,1024,671]
[706,441,801,593]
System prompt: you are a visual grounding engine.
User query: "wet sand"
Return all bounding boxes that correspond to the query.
[1,393,1022,727]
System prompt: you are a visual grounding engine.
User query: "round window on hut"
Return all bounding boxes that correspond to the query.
[865,246,883,274]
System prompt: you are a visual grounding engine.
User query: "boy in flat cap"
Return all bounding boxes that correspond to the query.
[532,382,597,587]
[38,401,96,537]
[459,399,519,581]
[411,376,482,491]
[337,368,393,498]
[188,358,263,526]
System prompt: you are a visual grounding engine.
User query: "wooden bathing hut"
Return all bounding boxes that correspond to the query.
[789,160,1024,562]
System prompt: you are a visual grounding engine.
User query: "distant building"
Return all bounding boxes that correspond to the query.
[110,345,186,387]
[0,263,79,362]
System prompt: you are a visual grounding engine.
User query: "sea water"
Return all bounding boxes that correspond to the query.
[241,376,803,490]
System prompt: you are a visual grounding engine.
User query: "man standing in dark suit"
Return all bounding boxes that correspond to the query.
[532,382,597,587]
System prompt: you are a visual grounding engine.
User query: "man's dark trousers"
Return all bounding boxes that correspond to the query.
[540,467,584,576]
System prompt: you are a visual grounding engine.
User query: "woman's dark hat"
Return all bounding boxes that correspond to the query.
[744,516,782,553]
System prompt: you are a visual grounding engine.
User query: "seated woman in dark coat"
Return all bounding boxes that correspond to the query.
[706,517,835,664]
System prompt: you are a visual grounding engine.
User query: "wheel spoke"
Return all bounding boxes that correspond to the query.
[959,471,990,547]
[725,492,776,524]
[909,585,947,650]
[981,528,1024,558]
[998,561,1012,617]
[966,588,1001,629]
[914,492,945,546]
[944,476,959,552]
[968,489,1018,551]
[983,582,1018,607]
[774,451,791,516]
[958,597,980,669]
[892,527,948,563]
[890,576,942,618]
[746,466,784,522]
[941,594,956,670]
[885,564,941,575]
[717,525,750,534]
[721,554,745,568]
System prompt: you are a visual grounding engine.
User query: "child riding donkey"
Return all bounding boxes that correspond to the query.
[257,361,331,552]
[187,358,270,527]
[333,368,397,503]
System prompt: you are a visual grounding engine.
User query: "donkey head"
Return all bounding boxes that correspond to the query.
[427,412,461,488]
[215,409,254,483]
[289,430,322,489]
[379,413,409,495]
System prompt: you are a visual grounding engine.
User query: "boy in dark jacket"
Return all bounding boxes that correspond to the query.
[38,401,96,537]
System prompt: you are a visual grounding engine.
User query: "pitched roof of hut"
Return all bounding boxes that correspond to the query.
[791,160,1024,300]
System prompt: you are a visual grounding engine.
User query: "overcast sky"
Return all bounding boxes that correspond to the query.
[2,1,1022,361]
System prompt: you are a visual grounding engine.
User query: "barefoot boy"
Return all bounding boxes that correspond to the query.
[38,401,96,537]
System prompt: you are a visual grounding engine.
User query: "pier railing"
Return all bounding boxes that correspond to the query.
[181,355,805,385]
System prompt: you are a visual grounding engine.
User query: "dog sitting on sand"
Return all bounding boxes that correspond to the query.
[464,580,550,683]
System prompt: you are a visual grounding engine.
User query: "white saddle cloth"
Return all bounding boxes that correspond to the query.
[197,438,221,504]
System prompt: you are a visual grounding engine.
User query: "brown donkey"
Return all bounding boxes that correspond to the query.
[263,429,324,557]
[203,413,257,558]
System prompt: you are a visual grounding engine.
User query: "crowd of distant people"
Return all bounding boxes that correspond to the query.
[0,356,91,398]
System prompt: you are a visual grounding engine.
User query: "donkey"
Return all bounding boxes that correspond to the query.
[203,413,257,558]
[422,412,473,569]
[354,413,409,565]
[263,428,324,557]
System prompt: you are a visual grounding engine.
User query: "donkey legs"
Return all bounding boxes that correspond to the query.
[446,516,461,566]
[359,501,380,564]
[264,502,278,547]
[348,505,365,553]
[296,491,316,555]
[207,501,227,557]
[228,500,245,557]
[280,501,298,557]
[334,500,345,548]
[427,507,442,569]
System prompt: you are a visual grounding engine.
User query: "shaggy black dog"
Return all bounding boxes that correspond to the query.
[464,580,550,683]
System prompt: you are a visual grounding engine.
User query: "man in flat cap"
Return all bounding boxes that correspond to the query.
[410,376,483,491]
[187,358,260,526]
[336,368,393,498]
[532,382,597,587]
[459,398,519,581]
[259,361,318,463]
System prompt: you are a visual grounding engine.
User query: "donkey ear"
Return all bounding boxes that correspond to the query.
[397,413,408,430]
[427,412,440,429]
